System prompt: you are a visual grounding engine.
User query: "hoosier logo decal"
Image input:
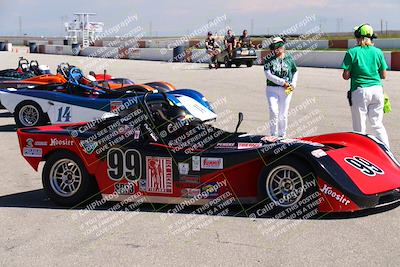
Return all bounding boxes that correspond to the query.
[146,157,173,194]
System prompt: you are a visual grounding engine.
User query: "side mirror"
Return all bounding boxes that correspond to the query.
[235,112,244,133]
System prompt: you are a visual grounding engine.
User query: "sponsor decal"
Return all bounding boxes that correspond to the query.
[34,141,48,146]
[320,184,351,206]
[344,156,384,177]
[201,157,223,170]
[114,183,135,195]
[139,179,146,192]
[192,156,200,171]
[179,175,201,184]
[110,101,123,112]
[237,143,262,150]
[23,147,42,158]
[50,138,74,146]
[80,141,97,154]
[181,188,201,198]
[215,143,236,149]
[146,157,173,194]
[178,162,189,175]
[201,180,227,198]
[261,136,280,143]
[26,138,34,148]
[311,149,327,158]
[134,130,140,140]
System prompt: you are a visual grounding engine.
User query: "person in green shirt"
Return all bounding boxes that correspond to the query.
[341,24,389,147]
[264,37,298,137]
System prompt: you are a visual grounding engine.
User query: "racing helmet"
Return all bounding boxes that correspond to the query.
[38,65,51,75]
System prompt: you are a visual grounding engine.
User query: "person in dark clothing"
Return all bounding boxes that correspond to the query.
[224,29,236,58]
[205,31,221,68]
[238,30,253,48]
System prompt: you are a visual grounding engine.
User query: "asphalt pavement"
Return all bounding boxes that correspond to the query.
[0,51,399,266]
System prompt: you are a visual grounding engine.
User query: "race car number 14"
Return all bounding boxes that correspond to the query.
[107,148,142,181]
[56,106,72,122]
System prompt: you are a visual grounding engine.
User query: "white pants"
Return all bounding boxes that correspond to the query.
[266,86,293,137]
[351,86,390,147]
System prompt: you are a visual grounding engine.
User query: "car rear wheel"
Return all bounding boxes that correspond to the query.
[14,101,47,128]
[42,151,98,206]
[257,157,318,217]
[246,61,253,67]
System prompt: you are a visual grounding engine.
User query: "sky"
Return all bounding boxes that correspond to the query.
[0,0,399,37]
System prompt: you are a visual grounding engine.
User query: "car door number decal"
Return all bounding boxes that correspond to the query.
[107,148,142,181]
[56,106,72,122]
[344,156,384,176]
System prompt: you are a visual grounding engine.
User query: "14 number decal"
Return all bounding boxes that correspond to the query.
[107,148,142,181]
[57,106,72,122]
[344,156,384,177]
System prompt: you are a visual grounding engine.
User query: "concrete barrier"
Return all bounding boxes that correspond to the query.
[80,46,119,58]
[347,39,400,50]
[190,49,210,63]
[35,43,397,70]
[128,48,174,61]
[43,45,73,55]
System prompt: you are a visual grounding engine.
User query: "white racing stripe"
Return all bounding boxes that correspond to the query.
[176,95,217,121]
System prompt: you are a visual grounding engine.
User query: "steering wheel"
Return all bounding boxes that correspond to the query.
[18,57,30,72]
[57,63,71,79]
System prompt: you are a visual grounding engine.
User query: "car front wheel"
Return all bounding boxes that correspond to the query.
[257,156,318,217]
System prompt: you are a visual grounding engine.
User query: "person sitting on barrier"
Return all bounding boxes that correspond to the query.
[238,30,254,48]
[341,23,390,147]
[224,29,236,58]
[205,31,221,68]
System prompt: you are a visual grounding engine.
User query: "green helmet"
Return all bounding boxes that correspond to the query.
[354,24,377,39]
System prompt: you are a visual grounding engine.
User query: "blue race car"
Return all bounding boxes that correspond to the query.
[0,67,216,128]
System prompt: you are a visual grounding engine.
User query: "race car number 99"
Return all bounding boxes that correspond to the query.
[107,148,142,181]
[344,156,384,177]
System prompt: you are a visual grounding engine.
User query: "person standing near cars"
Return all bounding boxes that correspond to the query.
[224,29,236,58]
[264,37,298,137]
[205,31,221,69]
[341,24,389,147]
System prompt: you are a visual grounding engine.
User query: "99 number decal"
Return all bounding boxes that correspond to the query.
[107,148,142,181]
[344,156,384,177]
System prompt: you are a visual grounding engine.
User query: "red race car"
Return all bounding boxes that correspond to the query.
[16,100,400,217]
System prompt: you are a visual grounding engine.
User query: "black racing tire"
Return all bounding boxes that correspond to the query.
[235,63,241,68]
[14,101,48,128]
[42,150,99,207]
[246,61,254,67]
[255,156,318,218]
